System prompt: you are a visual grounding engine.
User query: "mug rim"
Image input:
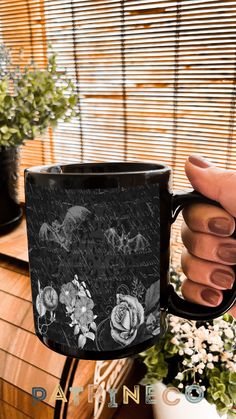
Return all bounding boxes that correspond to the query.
[25,161,171,176]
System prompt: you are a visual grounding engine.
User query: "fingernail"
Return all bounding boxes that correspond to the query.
[208,217,232,235]
[217,244,236,263]
[210,269,234,289]
[188,155,211,168]
[201,288,221,305]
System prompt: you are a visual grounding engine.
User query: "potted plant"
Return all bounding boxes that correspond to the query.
[139,269,236,419]
[0,44,79,234]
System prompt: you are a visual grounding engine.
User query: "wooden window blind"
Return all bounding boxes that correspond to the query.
[0,0,236,259]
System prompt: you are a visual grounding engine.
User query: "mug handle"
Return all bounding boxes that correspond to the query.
[167,190,236,320]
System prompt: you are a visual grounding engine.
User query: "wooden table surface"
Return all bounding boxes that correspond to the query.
[0,219,28,263]
[0,219,153,419]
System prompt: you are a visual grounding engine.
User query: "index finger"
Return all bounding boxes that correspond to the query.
[182,203,235,237]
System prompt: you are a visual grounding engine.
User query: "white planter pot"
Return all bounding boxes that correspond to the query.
[153,382,228,419]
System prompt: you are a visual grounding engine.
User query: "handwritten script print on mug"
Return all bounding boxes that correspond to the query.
[26,183,160,351]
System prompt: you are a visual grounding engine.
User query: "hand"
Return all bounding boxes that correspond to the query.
[181,155,236,318]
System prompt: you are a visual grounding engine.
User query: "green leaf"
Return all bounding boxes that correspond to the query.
[4,95,12,106]
[219,371,229,384]
[228,385,236,404]
[8,128,19,134]
[3,132,11,140]
[210,368,221,378]
[224,341,233,351]
[222,313,234,323]
[229,373,236,385]
[68,96,77,106]
[0,125,8,134]
[220,393,231,407]
[0,45,78,146]
[163,341,179,355]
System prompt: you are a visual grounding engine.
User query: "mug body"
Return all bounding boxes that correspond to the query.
[25,162,172,359]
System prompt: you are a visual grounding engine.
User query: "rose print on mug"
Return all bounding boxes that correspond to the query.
[108,280,160,347]
[110,294,145,346]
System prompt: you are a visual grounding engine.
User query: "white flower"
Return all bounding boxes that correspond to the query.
[191,354,200,363]
[181,322,191,333]
[178,383,184,389]
[165,314,235,380]
[184,348,194,356]
[188,338,194,347]
[230,362,236,372]
[171,337,179,345]
[224,360,236,372]
[207,353,213,362]
[197,362,205,370]
[207,332,223,346]
[207,363,214,369]
[221,352,231,362]
[195,326,209,341]
[209,344,221,352]
[171,324,181,333]
[176,372,184,381]
[199,348,207,356]
[170,316,179,324]
[224,329,234,339]
[219,320,230,328]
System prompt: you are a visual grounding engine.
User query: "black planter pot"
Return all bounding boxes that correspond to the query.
[0,147,23,235]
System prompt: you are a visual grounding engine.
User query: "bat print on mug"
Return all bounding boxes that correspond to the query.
[25,162,236,360]
[39,206,91,252]
[104,227,150,254]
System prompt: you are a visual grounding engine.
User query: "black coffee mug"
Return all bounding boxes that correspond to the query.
[25,162,236,360]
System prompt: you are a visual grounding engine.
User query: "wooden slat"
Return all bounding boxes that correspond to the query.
[0,400,31,419]
[0,219,28,262]
[0,291,33,333]
[0,350,59,408]
[66,360,95,419]
[0,320,65,378]
[0,249,64,418]
[0,381,53,419]
[0,266,31,301]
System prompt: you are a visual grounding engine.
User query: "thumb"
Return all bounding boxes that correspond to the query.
[185,155,236,218]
